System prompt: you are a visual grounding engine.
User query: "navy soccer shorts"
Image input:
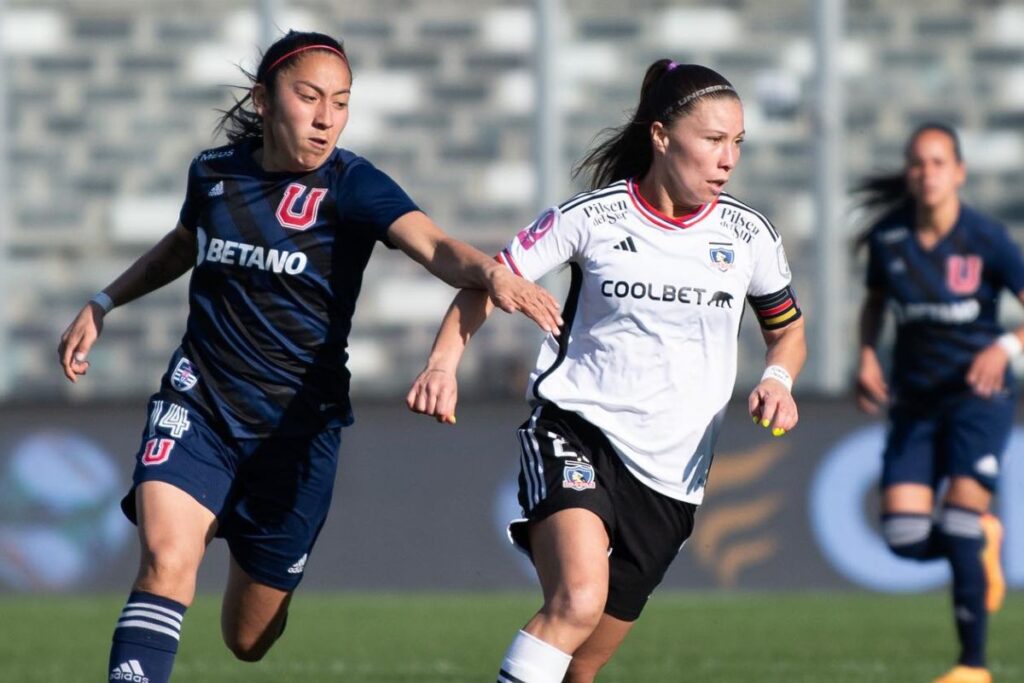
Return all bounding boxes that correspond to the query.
[121,396,341,591]
[509,403,696,622]
[882,390,1015,492]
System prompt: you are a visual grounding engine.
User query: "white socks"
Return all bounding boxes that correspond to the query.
[497,629,572,683]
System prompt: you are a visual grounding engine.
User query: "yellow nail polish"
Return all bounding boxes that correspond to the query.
[752,416,759,424]
[761,419,770,428]
[772,427,786,437]
[448,415,457,425]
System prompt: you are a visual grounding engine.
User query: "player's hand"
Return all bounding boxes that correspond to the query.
[406,367,459,424]
[749,378,798,436]
[487,268,563,335]
[57,302,105,383]
[856,349,889,415]
[966,343,1010,399]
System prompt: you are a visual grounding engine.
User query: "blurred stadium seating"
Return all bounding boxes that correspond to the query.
[4,0,1024,400]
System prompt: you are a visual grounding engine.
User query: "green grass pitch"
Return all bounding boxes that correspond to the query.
[2,592,1021,681]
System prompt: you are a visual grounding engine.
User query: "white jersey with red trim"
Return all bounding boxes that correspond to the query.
[497,179,796,504]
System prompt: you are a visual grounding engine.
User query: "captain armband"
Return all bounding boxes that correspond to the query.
[747,285,802,331]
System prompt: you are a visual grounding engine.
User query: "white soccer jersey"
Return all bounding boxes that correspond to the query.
[497,179,798,504]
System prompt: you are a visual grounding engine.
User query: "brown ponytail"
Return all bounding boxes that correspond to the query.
[573,61,739,189]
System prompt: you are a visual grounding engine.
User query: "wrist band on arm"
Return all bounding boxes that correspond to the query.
[761,365,793,391]
[997,332,1023,358]
[89,291,114,314]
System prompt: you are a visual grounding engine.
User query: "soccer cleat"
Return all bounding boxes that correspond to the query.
[979,513,1005,613]
[932,665,992,683]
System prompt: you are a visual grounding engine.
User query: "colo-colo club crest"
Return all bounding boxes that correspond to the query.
[562,461,596,491]
[709,244,735,271]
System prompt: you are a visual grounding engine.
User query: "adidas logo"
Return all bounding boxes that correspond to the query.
[976,454,999,477]
[287,553,308,574]
[110,660,149,682]
[612,236,638,252]
[208,181,224,197]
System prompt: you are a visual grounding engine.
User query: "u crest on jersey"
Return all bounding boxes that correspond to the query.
[276,183,328,230]
[946,254,982,295]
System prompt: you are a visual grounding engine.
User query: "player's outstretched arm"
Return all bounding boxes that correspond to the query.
[57,222,197,383]
[407,288,494,424]
[387,211,562,334]
[856,288,889,414]
[749,316,806,435]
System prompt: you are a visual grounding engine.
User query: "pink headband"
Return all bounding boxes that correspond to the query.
[264,44,348,76]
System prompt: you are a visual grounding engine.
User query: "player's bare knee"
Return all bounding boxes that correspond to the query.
[135,552,198,604]
[546,583,606,631]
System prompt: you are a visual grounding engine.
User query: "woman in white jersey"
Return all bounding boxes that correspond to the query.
[408,61,806,683]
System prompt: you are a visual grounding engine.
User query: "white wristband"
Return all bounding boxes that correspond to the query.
[761,365,793,392]
[997,332,1023,358]
[89,291,114,314]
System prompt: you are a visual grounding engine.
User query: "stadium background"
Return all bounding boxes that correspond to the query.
[0,0,1022,648]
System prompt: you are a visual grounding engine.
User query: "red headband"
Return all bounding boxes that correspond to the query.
[264,44,348,77]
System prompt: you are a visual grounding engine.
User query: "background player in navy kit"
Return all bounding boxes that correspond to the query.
[56,31,561,683]
[857,123,1021,683]
[408,61,806,683]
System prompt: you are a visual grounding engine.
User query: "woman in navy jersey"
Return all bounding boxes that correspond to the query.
[857,123,1021,683]
[408,61,806,683]
[56,30,561,683]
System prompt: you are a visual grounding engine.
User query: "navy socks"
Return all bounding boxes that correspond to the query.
[108,591,186,683]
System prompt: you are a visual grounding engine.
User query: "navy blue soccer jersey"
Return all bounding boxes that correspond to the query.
[160,140,418,437]
[866,203,1024,399]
